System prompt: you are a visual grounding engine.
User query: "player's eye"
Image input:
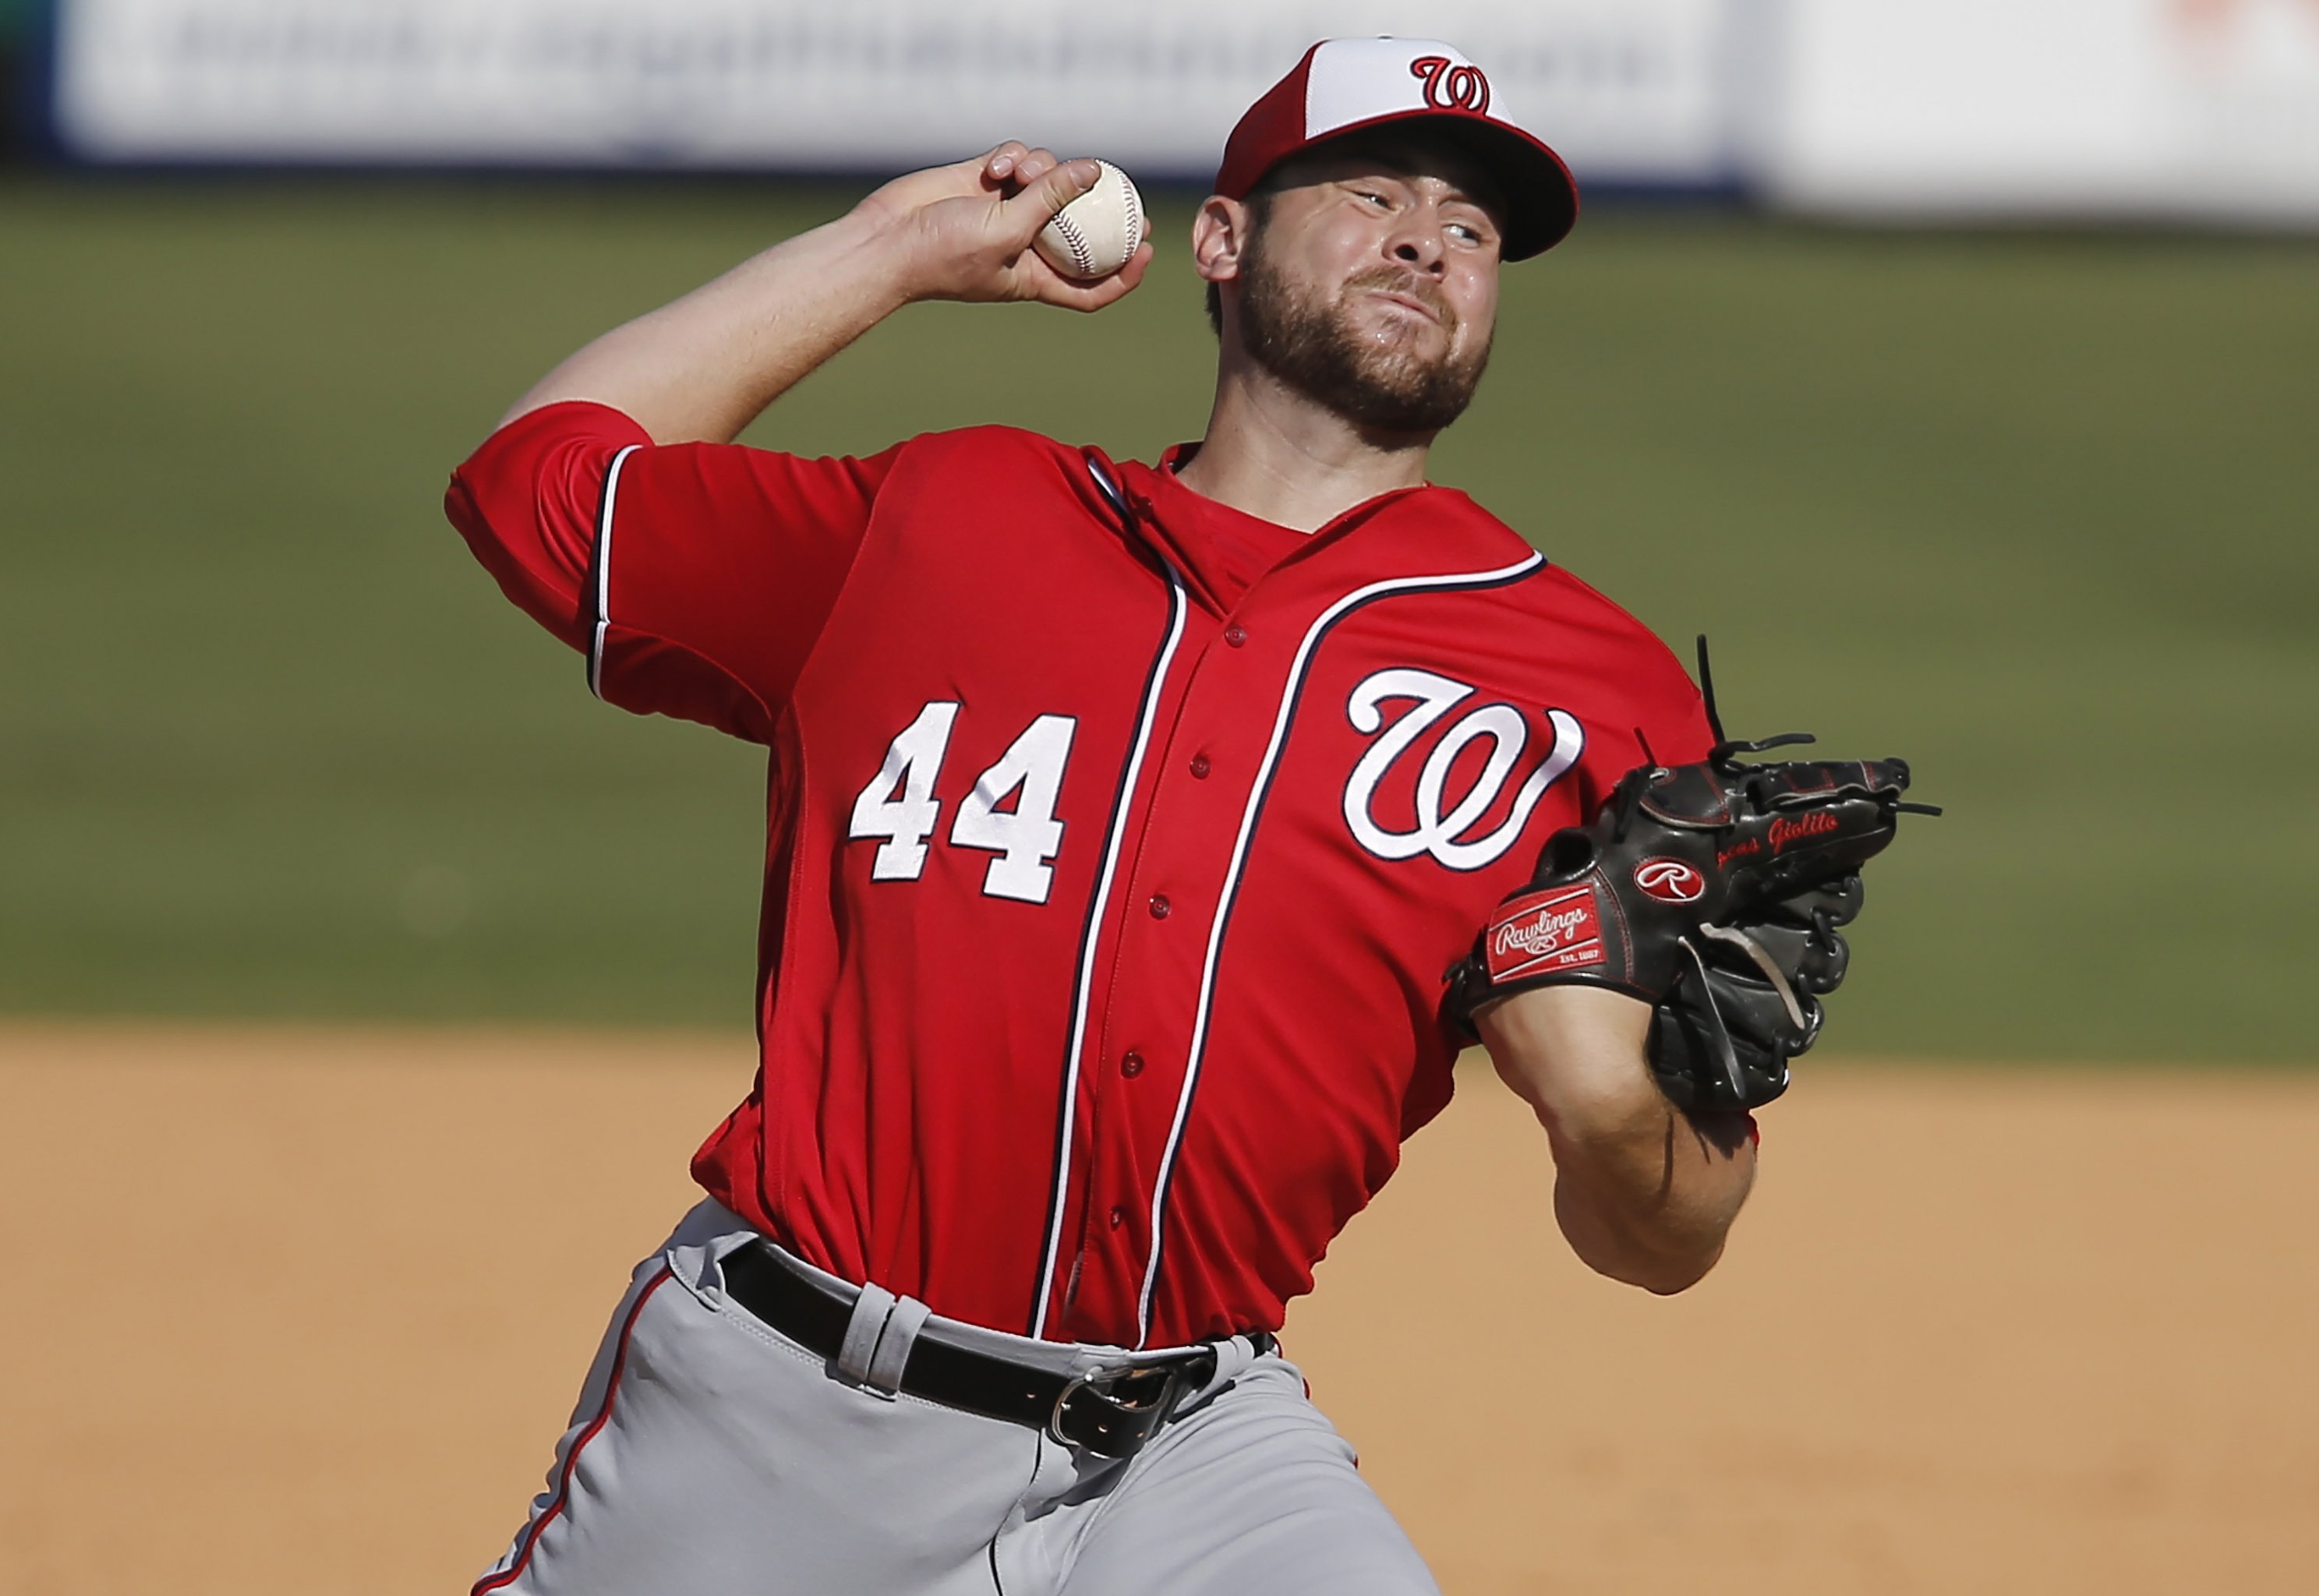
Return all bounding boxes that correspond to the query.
[1443,211,1497,248]
[1354,189,1391,209]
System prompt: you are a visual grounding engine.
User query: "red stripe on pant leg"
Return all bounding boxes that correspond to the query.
[473,1266,676,1595]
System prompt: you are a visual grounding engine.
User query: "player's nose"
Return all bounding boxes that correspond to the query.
[1386,217,1448,276]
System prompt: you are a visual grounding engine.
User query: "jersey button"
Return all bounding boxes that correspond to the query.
[1189,754,1211,779]
[1224,624,1248,648]
[1121,1050,1145,1078]
[1148,894,1171,920]
[1108,1206,1128,1230]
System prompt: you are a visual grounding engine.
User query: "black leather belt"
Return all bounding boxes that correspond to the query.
[717,1239,1272,1460]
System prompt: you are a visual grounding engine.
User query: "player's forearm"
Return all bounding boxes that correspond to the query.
[500,206,917,446]
[497,147,1145,447]
[1478,986,1755,1294]
[1543,1103,1753,1294]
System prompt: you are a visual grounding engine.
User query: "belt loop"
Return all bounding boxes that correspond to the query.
[1172,1333,1260,1421]
[864,1295,931,1396]
[836,1282,898,1386]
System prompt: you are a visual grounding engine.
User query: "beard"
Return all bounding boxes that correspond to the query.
[1236,240,1494,435]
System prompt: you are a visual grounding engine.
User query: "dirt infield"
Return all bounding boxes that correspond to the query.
[2,1025,2312,1594]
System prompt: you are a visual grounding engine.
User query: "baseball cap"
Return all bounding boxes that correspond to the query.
[1215,38,1579,260]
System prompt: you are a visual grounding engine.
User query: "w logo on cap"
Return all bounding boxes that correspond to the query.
[1213,37,1580,260]
[1409,55,1490,114]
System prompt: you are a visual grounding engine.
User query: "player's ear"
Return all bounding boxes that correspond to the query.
[1193,196,1253,288]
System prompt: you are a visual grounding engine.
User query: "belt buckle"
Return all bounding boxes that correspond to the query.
[1048,1364,1178,1460]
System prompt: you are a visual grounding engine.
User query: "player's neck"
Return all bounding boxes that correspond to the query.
[1175,361,1434,534]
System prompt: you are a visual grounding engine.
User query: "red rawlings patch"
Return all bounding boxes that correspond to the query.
[1486,886,1605,983]
[1631,857,1705,904]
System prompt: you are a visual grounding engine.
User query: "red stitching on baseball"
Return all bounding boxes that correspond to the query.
[1053,212,1094,277]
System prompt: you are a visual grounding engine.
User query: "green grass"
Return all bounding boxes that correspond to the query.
[2,178,2313,1057]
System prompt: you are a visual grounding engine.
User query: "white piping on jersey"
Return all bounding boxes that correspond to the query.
[1030,456,1188,1339]
[1084,457,1127,516]
[1132,549,1548,1347]
[586,444,642,700]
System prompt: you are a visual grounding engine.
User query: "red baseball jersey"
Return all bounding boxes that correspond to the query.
[447,401,1713,1349]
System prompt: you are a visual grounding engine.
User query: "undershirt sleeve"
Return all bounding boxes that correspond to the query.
[445,400,900,743]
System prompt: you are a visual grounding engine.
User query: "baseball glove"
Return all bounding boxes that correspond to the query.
[1645,875,1861,1111]
[1450,643,1934,1113]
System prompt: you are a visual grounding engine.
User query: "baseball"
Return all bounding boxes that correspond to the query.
[1034,161,1146,281]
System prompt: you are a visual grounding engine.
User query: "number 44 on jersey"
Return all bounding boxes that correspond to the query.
[848,702,1080,905]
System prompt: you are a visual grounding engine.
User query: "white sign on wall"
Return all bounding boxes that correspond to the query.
[1756,0,2319,223]
[51,0,1746,186]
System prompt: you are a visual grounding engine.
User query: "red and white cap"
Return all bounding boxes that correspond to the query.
[1215,38,1579,260]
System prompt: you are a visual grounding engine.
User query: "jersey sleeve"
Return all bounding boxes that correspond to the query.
[1536,573,1719,817]
[444,400,900,742]
[1628,637,1717,769]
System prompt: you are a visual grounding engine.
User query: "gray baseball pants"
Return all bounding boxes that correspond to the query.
[474,1200,1440,1595]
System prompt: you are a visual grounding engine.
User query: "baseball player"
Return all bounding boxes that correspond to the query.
[445,37,1918,1596]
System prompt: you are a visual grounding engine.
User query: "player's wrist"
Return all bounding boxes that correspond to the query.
[847,154,1022,308]
[820,201,930,312]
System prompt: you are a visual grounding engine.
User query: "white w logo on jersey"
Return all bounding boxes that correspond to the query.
[1341,669,1585,871]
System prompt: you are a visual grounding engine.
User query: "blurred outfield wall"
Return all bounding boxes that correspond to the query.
[36,0,2319,225]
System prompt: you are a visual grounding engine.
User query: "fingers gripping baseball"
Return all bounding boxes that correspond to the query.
[870,145,1152,311]
[991,148,1154,308]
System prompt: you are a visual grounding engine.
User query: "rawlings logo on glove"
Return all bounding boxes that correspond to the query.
[1448,641,1939,1114]
[1632,859,1705,903]
[1485,888,1603,981]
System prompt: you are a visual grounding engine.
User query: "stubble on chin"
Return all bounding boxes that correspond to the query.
[1236,249,1493,435]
